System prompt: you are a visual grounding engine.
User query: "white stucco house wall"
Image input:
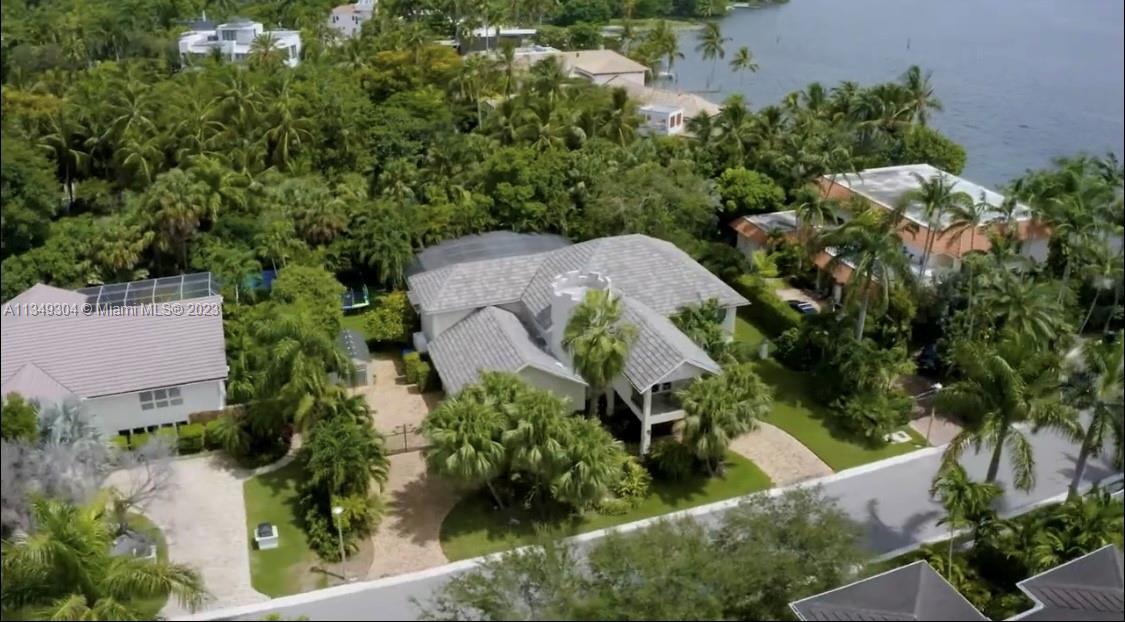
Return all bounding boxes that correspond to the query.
[179,18,302,67]
[1,275,228,437]
[639,103,686,136]
[407,232,747,453]
[328,0,375,39]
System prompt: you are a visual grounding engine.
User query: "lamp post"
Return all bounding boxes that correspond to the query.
[332,505,347,582]
[925,383,943,443]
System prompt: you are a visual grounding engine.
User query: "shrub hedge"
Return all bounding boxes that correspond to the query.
[112,434,130,450]
[204,419,225,450]
[131,432,150,449]
[403,352,439,391]
[177,422,206,454]
[733,275,803,337]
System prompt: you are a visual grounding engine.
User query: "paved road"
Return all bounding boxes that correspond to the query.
[182,422,1120,621]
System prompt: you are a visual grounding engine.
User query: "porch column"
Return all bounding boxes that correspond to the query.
[607,386,616,414]
[721,306,737,339]
[640,390,653,455]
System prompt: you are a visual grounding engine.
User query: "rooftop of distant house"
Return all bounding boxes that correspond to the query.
[826,164,1034,229]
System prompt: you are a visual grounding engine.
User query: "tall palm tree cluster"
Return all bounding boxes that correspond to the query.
[422,372,629,511]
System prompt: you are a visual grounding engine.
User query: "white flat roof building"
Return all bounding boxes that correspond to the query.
[328,0,375,39]
[639,104,686,136]
[179,18,302,67]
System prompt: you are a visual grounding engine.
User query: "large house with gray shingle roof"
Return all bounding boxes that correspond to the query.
[408,232,747,453]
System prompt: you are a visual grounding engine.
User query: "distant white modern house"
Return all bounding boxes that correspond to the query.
[327,0,375,39]
[1,274,228,437]
[179,18,302,67]
[462,26,538,52]
[407,232,748,453]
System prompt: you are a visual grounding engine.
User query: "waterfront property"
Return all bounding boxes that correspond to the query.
[0,274,228,436]
[407,232,747,454]
[178,18,302,67]
[732,163,1051,302]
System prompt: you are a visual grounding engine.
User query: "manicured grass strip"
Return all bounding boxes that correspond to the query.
[750,358,926,471]
[243,461,317,598]
[440,451,772,561]
[735,311,767,349]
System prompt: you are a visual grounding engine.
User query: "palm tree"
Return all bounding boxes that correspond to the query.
[939,337,1080,490]
[818,208,916,338]
[598,87,639,146]
[39,110,90,208]
[1040,181,1106,303]
[263,80,313,172]
[979,274,1069,346]
[248,33,285,69]
[1015,488,1125,573]
[256,310,350,428]
[729,46,758,88]
[792,185,837,280]
[0,497,206,619]
[1077,242,1122,333]
[896,172,973,278]
[695,22,730,89]
[900,65,943,125]
[143,169,208,270]
[354,203,414,288]
[550,417,623,510]
[945,193,993,338]
[678,363,772,475]
[422,395,509,508]
[1062,337,1124,497]
[930,463,1002,574]
[562,289,637,419]
[502,390,571,482]
[646,20,682,80]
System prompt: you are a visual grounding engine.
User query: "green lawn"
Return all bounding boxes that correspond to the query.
[440,451,771,561]
[243,461,325,598]
[340,312,369,339]
[750,357,926,471]
[735,312,767,349]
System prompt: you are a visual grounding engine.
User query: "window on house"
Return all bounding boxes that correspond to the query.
[651,382,673,394]
[139,387,184,410]
[118,429,131,438]
[221,30,237,41]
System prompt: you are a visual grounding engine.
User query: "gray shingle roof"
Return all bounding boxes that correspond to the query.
[1014,545,1124,621]
[790,561,988,621]
[427,307,585,394]
[620,297,719,390]
[2,286,227,399]
[407,234,747,319]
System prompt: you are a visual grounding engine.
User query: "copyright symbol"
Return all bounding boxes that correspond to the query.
[82,303,95,316]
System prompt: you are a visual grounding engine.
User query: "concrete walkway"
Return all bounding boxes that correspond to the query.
[367,452,460,580]
[729,422,833,485]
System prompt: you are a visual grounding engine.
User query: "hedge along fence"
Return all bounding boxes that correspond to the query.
[402,351,440,392]
[188,403,247,425]
[733,274,804,337]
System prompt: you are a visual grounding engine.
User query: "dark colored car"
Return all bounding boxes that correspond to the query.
[786,299,818,315]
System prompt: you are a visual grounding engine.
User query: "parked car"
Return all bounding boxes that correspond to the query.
[786,299,818,315]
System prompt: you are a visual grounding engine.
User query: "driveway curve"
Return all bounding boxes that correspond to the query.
[729,422,834,485]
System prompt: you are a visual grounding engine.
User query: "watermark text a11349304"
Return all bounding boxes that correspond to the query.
[2,301,221,318]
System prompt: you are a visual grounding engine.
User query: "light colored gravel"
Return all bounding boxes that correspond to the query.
[105,453,270,616]
[352,352,441,453]
[729,422,833,485]
[367,452,460,580]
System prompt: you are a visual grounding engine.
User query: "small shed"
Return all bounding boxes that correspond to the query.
[337,329,371,387]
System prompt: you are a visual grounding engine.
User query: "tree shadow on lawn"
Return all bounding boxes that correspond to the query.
[751,359,905,451]
[386,468,459,546]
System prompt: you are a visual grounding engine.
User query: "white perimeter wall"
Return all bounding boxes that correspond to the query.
[85,379,226,435]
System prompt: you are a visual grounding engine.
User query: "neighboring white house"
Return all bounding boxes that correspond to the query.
[1,274,228,437]
[462,25,538,52]
[179,18,302,67]
[327,0,375,39]
[407,232,748,454]
[639,103,686,136]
